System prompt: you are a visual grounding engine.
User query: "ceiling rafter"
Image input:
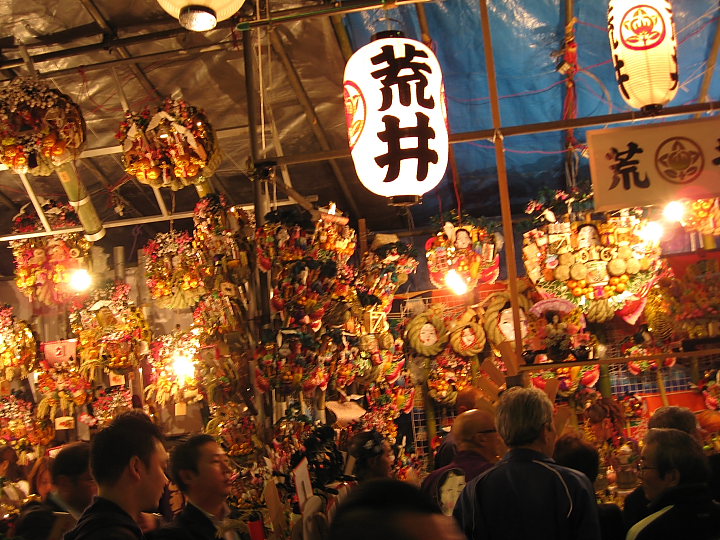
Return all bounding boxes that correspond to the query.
[269,28,360,218]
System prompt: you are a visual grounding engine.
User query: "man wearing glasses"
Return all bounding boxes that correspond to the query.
[421,409,501,516]
[627,428,720,540]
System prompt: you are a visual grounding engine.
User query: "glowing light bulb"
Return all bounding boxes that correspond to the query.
[69,269,92,291]
[663,201,686,223]
[638,221,664,244]
[172,352,196,386]
[446,269,468,295]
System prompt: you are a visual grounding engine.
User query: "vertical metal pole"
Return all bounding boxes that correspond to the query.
[478,0,523,378]
[113,246,126,281]
[243,29,270,440]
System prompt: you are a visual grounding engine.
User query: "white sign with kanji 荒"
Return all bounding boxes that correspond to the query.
[588,115,720,211]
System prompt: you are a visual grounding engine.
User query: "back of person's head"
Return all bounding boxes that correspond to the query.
[90,411,163,487]
[348,430,388,480]
[455,386,482,414]
[170,434,215,493]
[648,406,698,435]
[497,387,553,447]
[51,442,90,483]
[646,428,709,485]
[28,456,53,497]
[553,434,600,483]
[13,504,57,540]
[330,479,444,540]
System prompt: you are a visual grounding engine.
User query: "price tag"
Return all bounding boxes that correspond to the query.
[108,373,126,386]
[55,416,76,430]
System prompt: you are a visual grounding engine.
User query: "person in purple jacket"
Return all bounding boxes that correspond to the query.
[421,409,500,515]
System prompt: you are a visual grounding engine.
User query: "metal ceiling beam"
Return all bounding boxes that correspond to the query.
[0,0,431,70]
[35,41,233,79]
[269,28,361,218]
[77,0,162,100]
[0,197,313,242]
[17,173,52,232]
[272,99,720,166]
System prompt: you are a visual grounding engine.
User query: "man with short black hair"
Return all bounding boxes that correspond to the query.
[64,411,168,540]
[149,434,235,540]
[48,442,97,519]
[453,386,600,540]
[330,478,466,540]
[627,428,720,540]
[14,442,97,540]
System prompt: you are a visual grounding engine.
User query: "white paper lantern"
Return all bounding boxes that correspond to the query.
[157,0,246,31]
[608,0,678,111]
[343,33,448,204]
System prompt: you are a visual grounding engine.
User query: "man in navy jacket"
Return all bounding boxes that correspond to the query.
[453,387,600,540]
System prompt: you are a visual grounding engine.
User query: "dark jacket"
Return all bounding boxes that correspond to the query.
[421,450,494,514]
[453,448,601,540]
[146,503,217,540]
[626,483,720,540]
[434,431,457,470]
[64,497,143,540]
[624,452,720,529]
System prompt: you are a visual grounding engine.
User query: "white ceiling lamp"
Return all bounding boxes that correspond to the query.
[608,0,678,112]
[157,0,246,31]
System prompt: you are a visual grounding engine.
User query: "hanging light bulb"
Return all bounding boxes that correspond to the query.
[171,352,196,386]
[663,200,686,223]
[156,1,246,31]
[343,31,448,206]
[446,269,469,295]
[608,0,678,111]
[68,268,92,292]
[638,221,664,244]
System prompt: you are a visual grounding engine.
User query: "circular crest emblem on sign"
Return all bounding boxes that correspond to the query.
[343,81,366,150]
[620,5,666,51]
[655,137,704,185]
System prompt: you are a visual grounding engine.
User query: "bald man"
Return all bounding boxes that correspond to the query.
[434,387,484,469]
[422,409,501,516]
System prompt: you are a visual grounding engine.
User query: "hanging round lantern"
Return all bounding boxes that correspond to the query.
[608,0,678,111]
[157,0,246,31]
[343,32,448,205]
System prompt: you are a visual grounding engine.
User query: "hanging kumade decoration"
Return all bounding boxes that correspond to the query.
[0,78,85,175]
[144,230,207,310]
[10,201,92,306]
[309,204,357,266]
[522,212,662,324]
[0,305,37,382]
[70,280,150,380]
[354,239,418,313]
[449,307,486,357]
[426,222,501,289]
[88,386,133,427]
[35,361,93,421]
[0,395,54,459]
[117,98,219,190]
[482,288,533,353]
[206,404,259,460]
[145,329,203,407]
[527,298,593,362]
[406,305,449,357]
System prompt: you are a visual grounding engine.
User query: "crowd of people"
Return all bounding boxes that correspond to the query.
[2,389,719,540]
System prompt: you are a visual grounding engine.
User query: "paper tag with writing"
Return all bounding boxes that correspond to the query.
[108,373,126,386]
[174,402,188,416]
[55,416,76,430]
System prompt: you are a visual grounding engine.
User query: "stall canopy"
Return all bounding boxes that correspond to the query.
[0,0,717,274]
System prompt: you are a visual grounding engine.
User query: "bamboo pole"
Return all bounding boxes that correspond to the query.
[478,0,523,379]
